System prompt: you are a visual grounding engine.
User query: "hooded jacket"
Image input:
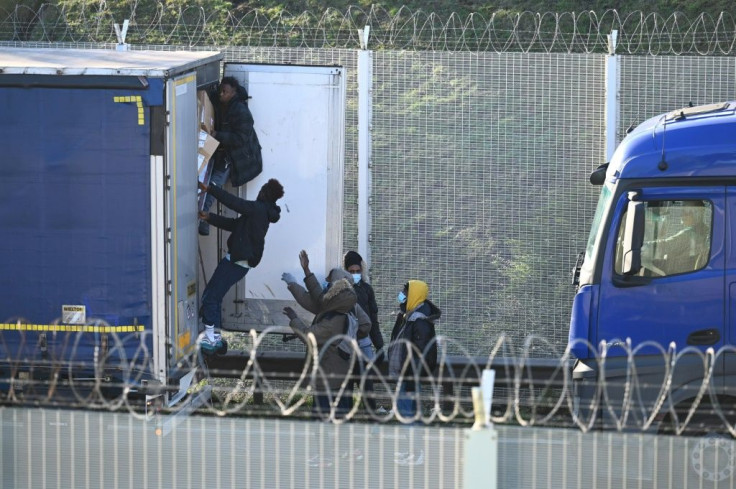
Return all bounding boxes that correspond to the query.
[286,268,372,339]
[210,84,262,185]
[388,280,441,378]
[287,275,370,389]
[206,184,280,267]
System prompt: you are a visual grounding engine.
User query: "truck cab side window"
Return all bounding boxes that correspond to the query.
[614,200,712,277]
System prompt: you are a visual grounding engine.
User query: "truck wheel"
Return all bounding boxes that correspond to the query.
[659,409,736,488]
[682,411,735,488]
[689,432,735,487]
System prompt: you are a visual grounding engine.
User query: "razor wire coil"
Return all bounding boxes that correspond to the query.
[2,323,735,437]
[2,6,736,55]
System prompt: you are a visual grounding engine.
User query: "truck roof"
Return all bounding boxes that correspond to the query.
[609,101,736,181]
[0,47,222,77]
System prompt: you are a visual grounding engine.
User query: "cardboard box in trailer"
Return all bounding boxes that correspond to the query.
[0,47,222,401]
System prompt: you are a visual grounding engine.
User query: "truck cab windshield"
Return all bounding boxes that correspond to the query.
[584,185,613,264]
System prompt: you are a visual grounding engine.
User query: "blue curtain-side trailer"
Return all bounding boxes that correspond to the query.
[0,47,222,404]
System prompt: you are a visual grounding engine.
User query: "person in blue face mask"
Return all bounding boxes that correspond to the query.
[388,281,441,417]
[388,280,441,466]
[343,250,386,413]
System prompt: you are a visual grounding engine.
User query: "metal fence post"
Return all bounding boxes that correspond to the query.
[605,29,620,161]
[462,370,498,489]
[357,25,373,264]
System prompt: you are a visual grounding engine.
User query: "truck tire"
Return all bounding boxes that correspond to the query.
[689,432,734,487]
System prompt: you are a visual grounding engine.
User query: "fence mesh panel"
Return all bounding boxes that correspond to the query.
[618,55,736,144]
[1,44,735,354]
[370,51,605,353]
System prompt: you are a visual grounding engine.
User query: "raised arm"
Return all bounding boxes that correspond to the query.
[205,181,258,215]
[285,278,320,315]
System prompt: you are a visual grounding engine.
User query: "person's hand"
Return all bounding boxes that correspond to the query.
[281,272,297,285]
[299,250,310,274]
[198,181,209,193]
[283,306,297,321]
[199,211,209,221]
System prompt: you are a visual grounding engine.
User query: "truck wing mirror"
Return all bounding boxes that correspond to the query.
[589,163,608,185]
[622,200,645,275]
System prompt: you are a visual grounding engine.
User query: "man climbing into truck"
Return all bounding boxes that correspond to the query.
[199,76,263,236]
[197,178,284,354]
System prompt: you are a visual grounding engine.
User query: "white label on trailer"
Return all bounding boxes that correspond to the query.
[175,83,188,96]
[62,305,86,325]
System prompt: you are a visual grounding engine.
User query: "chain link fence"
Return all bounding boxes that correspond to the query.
[2,7,735,354]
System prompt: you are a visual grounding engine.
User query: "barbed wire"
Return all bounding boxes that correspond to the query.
[2,5,736,54]
[1,321,735,437]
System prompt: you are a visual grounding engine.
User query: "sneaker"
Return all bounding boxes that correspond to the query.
[198,221,210,236]
[199,332,224,355]
[395,450,424,466]
[375,406,388,415]
[308,454,334,468]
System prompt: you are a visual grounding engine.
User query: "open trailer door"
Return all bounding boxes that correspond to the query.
[197,63,346,331]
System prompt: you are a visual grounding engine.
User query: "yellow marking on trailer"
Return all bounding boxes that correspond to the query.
[0,324,145,332]
[175,75,195,86]
[177,331,191,351]
[114,94,145,125]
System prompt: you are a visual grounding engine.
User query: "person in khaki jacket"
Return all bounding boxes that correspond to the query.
[282,250,371,419]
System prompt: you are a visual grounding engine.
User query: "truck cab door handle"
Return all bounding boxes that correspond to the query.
[686,328,721,346]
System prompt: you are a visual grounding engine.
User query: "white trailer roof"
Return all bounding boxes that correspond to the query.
[0,47,222,77]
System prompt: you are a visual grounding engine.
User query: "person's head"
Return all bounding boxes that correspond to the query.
[398,280,429,312]
[219,77,240,103]
[343,251,364,284]
[322,270,357,313]
[324,268,352,293]
[257,179,284,203]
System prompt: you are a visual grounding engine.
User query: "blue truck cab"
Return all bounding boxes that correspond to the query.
[569,101,736,432]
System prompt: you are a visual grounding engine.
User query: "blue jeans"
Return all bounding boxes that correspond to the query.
[397,379,419,419]
[314,393,352,421]
[199,166,230,233]
[200,257,248,328]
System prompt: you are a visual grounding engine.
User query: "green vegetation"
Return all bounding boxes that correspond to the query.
[229,1,734,19]
[3,0,734,45]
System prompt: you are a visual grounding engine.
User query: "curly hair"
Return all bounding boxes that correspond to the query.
[257,178,285,203]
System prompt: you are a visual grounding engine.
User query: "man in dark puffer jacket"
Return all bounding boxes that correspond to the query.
[199,76,262,235]
[197,178,284,354]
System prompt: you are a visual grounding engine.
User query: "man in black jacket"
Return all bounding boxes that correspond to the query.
[343,250,385,412]
[199,77,263,236]
[196,178,284,353]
